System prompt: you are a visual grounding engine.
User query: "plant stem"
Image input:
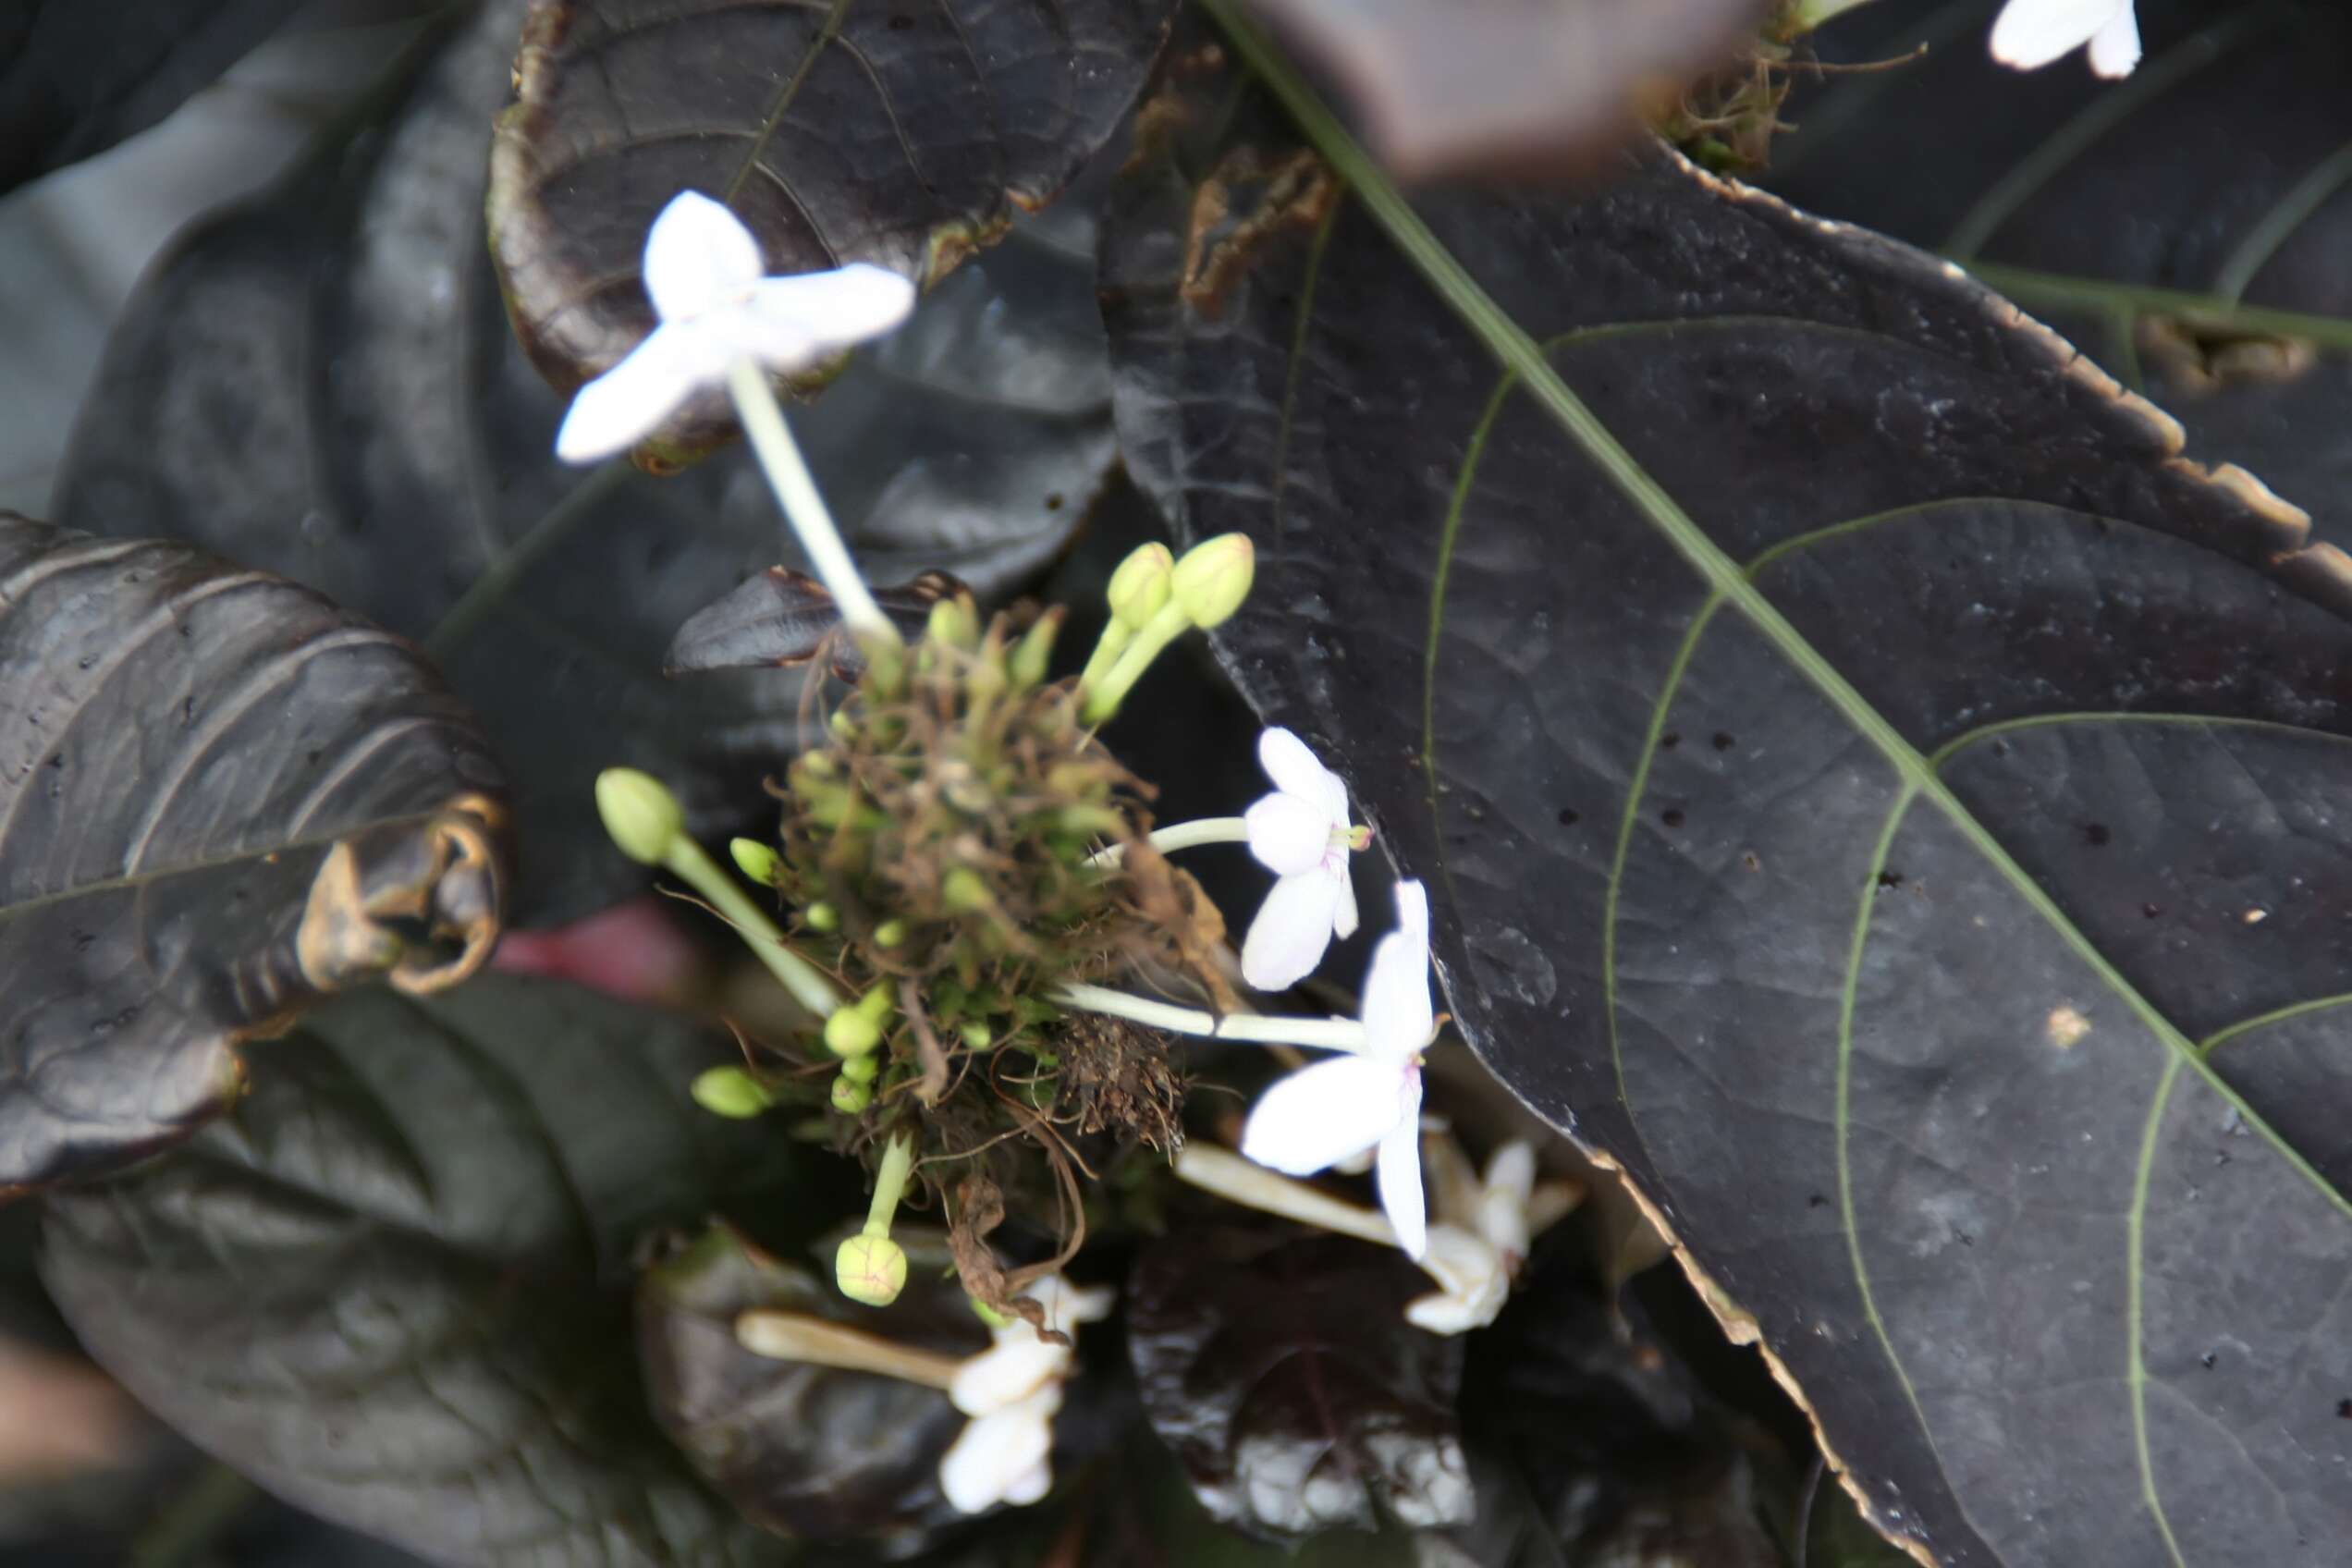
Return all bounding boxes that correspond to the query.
[735,1309,963,1389]
[660,834,843,1016]
[1085,815,1251,867]
[1173,1145,1397,1245]
[1080,601,1187,722]
[1052,981,1366,1050]
[725,357,897,649]
[865,1132,915,1236]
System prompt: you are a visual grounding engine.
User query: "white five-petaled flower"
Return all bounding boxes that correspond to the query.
[1240,879,1436,1257]
[1408,1139,1578,1334]
[1241,728,1364,990]
[937,1275,1115,1515]
[1990,0,2139,79]
[554,190,916,463]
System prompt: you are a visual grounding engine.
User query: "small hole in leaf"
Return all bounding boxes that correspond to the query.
[1660,807,1685,828]
[1660,731,1681,749]
[2083,823,2110,846]
[1556,807,1579,827]
[1876,869,1904,889]
[1045,493,1064,511]
[1807,1193,1828,1207]
[2336,1398,2350,1419]
[1711,731,1734,751]
[888,12,915,28]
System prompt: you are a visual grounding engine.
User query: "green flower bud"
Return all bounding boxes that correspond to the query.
[804,900,840,933]
[925,594,980,652]
[839,1050,879,1084]
[941,867,991,913]
[1008,606,1063,689]
[1170,533,1255,629]
[874,918,908,949]
[691,1066,774,1119]
[836,1233,907,1305]
[958,1021,995,1051]
[829,1073,874,1113]
[729,837,780,886]
[1107,542,1174,631]
[595,768,683,864]
[825,1006,883,1058]
[856,986,897,1021]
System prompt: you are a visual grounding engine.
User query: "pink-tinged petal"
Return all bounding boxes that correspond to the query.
[1241,1056,1403,1175]
[751,262,916,354]
[2085,3,2139,76]
[1358,881,1433,1062]
[642,190,764,321]
[1332,867,1360,940]
[1242,870,1344,990]
[1257,727,1341,818]
[1245,791,1330,876]
[1988,0,2123,70]
[554,326,710,462]
[1376,1074,1427,1259]
[488,898,696,1003]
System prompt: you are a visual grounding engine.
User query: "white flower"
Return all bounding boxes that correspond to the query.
[1990,0,2139,79]
[1407,1140,1548,1334]
[1241,728,1364,990]
[937,1275,1114,1514]
[555,190,915,463]
[1240,879,1436,1257]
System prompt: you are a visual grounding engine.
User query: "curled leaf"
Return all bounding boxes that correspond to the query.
[0,515,507,1190]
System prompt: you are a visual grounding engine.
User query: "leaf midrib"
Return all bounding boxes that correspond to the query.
[1199,0,2352,1224]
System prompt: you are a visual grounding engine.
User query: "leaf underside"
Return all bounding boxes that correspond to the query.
[0,514,508,1191]
[486,0,1177,457]
[1102,31,2352,1568]
[38,975,799,1568]
[55,0,1119,925]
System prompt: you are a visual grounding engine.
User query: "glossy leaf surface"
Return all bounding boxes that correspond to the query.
[1102,26,2352,1565]
[486,0,1175,455]
[638,1223,986,1551]
[1125,1221,1469,1539]
[1773,0,2352,543]
[55,0,1118,923]
[0,514,506,1191]
[39,974,798,1567]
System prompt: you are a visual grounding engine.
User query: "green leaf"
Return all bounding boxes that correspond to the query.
[39,974,802,1568]
[485,0,1176,459]
[0,513,507,1191]
[1772,0,2352,539]
[55,0,1121,925]
[1101,15,2352,1565]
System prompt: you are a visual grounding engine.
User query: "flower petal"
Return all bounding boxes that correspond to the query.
[1478,1141,1536,1258]
[750,262,916,354]
[2085,3,2139,77]
[1029,1275,1117,1338]
[1242,870,1344,990]
[1241,1055,1405,1176]
[553,325,711,463]
[1377,1073,1427,1259]
[939,1403,1055,1513]
[950,1337,1067,1415]
[1245,790,1330,876]
[642,190,764,321]
[1358,880,1433,1062]
[1257,727,1344,823]
[1002,1457,1053,1506]
[1332,868,1360,940]
[1988,0,2125,70]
